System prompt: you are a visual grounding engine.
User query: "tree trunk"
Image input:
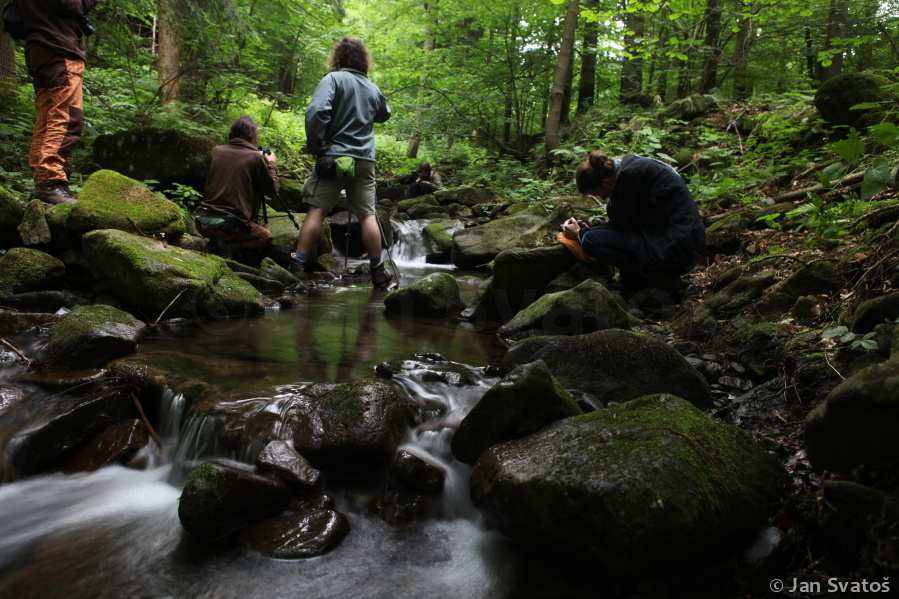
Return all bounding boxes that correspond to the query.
[804,26,816,80]
[732,1,754,100]
[576,0,599,115]
[561,49,574,125]
[855,0,878,70]
[698,0,722,93]
[820,0,849,81]
[408,2,436,159]
[545,0,579,155]
[619,2,645,102]
[158,0,182,104]
[0,31,15,102]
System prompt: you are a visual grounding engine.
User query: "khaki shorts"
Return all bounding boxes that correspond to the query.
[303,158,377,217]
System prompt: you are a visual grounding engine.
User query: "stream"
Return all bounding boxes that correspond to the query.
[0,221,590,599]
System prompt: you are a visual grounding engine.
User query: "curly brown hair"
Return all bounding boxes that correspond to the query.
[328,37,372,75]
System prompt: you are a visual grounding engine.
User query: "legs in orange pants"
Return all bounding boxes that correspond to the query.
[28,58,85,185]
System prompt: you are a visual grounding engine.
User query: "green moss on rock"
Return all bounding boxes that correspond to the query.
[814,72,891,128]
[0,185,26,248]
[64,170,186,237]
[0,248,66,294]
[82,229,263,319]
[48,304,146,368]
[384,272,463,318]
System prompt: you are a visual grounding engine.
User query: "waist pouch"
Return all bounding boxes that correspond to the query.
[315,156,355,180]
[196,214,249,234]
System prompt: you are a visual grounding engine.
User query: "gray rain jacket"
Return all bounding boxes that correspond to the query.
[305,68,391,162]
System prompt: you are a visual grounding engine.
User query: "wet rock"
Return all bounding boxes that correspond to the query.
[423,222,454,263]
[664,94,719,120]
[0,290,89,313]
[472,245,575,322]
[497,280,631,341]
[503,329,712,407]
[434,186,494,207]
[48,305,146,369]
[705,270,776,315]
[806,361,899,472]
[545,262,609,294]
[259,257,299,287]
[237,272,285,296]
[178,460,290,540]
[17,200,52,246]
[49,170,186,238]
[0,185,26,248]
[0,309,59,335]
[62,419,149,473]
[852,292,899,334]
[241,509,349,558]
[82,229,264,320]
[370,490,429,525]
[452,204,567,269]
[814,71,891,128]
[452,360,582,465]
[172,233,208,253]
[289,381,414,468]
[256,440,321,489]
[269,211,332,265]
[92,128,215,190]
[0,247,66,294]
[0,384,26,413]
[757,261,842,315]
[287,492,335,513]
[384,272,463,318]
[4,390,139,478]
[470,394,786,574]
[389,449,445,494]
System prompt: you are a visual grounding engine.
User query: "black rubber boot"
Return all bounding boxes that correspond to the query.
[32,181,76,205]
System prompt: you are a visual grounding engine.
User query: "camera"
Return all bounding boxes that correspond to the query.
[79,16,95,37]
[258,147,272,156]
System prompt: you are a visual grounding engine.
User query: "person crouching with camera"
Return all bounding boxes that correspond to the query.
[195,116,278,262]
[293,37,392,290]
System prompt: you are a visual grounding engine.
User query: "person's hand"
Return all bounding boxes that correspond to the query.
[265,151,277,166]
[562,217,581,241]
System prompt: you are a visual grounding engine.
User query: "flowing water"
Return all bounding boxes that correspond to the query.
[0,239,592,598]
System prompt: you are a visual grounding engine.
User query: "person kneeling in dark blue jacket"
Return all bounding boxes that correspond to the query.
[563,150,706,298]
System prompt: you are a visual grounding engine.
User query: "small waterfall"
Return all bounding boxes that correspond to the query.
[390,219,463,268]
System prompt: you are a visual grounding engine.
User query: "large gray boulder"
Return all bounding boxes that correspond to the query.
[451,360,582,465]
[82,229,264,320]
[470,395,786,573]
[503,329,711,407]
[452,205,567,269]
[47,304,146,369]
[384,272,463,318]
[497,280,630,341]
[806,361,899,472]
[178,461,290,540]
[471,245,575,322]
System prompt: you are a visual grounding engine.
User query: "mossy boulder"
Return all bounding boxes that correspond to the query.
[503,329,711,407]
[0,185,26,248]
[384,272,463,318]
[0,248,66,294]
[452,204,567,269]
[92,128,215,190]
[806,361,899,472]
[47,304,146,368]
[288,381,415,468]
[498,279,631,341]
[470,394,787,573]
[434,186,494,207]
[178,461,290,540]
[17,200,52,246]
[397,195,439,213]
[452,360,582,465]
[82,229,264,320]
[472,245,575,321]
[757,261,843,316]
[705,270,776,315]
[852,292,899,334]
[268,210,332,263]
[814,72,891,128]
[664,94,720,120]
[52,170,186,238]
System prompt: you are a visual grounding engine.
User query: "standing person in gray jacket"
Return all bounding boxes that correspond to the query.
[293,37,393,289]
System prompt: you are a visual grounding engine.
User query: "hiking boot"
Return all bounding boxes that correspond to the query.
[32,181,76,205]
[289,252,314,278]
[371,261,394,291]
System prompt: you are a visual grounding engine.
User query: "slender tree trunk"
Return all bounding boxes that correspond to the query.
[698,0,722,93]
[408,2,437,159]
[820,0,849,81]
[856,0,878,70]
[545,0,579,155]
[732,1,754,100]
[804,26,816,80]
[158,0,182,103]
[0,31,15,102]
[561,49,574,125]
[619,2,645,102]
[576,0,599,115]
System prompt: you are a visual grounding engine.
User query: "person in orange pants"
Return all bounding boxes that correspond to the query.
[19,1,100,205]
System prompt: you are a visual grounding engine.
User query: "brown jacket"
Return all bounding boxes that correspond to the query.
[19,1,98,66]
[199,139,279,223]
